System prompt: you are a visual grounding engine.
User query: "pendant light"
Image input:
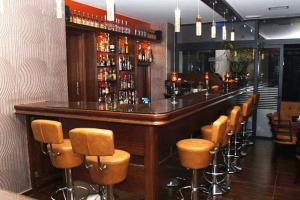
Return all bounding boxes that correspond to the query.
[55,0,62,19]
[230,17,235,41]
[175,0,181,32]
[196,0,202,36]
[222,11,227,40]
[106,0,115,22]
[0,0,3,14]
[211,2,216,39]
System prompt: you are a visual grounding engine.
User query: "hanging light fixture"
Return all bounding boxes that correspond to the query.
[0,0,3,14]
[175,0,181,32]
[196,0,202,36]
[222,11,227,40]
[106,0,115,21]
[55,0,63,19]
[230,17,235,41]
[211,1,216,39]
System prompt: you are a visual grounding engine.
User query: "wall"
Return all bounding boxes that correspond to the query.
[0,0,68,193]
[151,23,174,100]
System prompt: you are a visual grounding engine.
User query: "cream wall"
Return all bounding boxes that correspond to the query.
[0,0,68,193]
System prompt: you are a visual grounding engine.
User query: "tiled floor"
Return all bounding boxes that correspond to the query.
[26,139,300,200]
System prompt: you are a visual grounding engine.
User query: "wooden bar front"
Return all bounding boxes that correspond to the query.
[14,87,248,200]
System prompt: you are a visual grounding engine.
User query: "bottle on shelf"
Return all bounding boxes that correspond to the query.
[138,44,142,61]
[125,37,129,54]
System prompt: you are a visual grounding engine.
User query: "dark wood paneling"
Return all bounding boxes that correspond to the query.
[66,30,85,102]
[84,32,98,102]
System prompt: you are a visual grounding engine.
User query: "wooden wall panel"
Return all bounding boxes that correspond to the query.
[0,0,68,193]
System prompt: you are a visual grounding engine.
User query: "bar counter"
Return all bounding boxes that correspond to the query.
[14,86,249,200]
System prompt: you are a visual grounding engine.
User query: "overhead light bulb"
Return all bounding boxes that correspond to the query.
[222,25,227,40]
[196,16,202,36]
[175,0,181,33]
[195,0,202,36]
[222,11,227,40]
[211,2,216,39]
[0,0,3,14]
[211,21,216,38]
[230,29,235,41]
[106,0,115,21]
[175,8,181,32]
[55,0,62,19]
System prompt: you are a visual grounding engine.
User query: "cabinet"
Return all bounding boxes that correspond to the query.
[66,22,159,103]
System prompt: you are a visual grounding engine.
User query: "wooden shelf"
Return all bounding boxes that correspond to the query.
[66,21,161,43]
[137,61,152,66]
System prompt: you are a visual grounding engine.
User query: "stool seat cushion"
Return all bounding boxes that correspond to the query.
[201,125,213,141]
[86,149,130,185]
[176,139,214,170]
[48,139,83,169]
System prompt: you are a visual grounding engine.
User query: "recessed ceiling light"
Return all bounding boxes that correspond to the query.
[245,15,262,19]
[268,6,289,11]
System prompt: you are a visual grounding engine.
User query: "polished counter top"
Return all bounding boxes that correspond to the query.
[14,86,250,126]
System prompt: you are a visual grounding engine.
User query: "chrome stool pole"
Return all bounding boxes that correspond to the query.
[205,147,227,196]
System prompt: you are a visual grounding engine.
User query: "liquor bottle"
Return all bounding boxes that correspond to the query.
[106,36,110,52]
[141,47,146,61]
[111,69,116,81]
[125,37,129,54]
[119,56,122,71]
[95,15,99,28]
[77,11,82,24]
[111,58,115,66]
[86,13,90,26]
[106,55,111,67]
[91,14,95,27]
[138,45,142,61]
[82,12,86,25]
[118,39,122,54]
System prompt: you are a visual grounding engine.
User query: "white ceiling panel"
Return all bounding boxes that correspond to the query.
[225,0,300,20]
[73,0,223,24]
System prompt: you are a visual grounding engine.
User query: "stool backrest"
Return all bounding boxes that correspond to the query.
[69,128,115,156]
[242,97,253,118]
[31,120,64,144]
[253,92,260,105]
[229,106,241,132]
[211,115,228,147]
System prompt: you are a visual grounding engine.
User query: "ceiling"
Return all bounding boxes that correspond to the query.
[74,0,300,24]
[73,0,224,24]
[226,0,300,20]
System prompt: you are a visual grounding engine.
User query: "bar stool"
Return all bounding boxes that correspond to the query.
[221,106,242,174]
[240,96,254,156]
[69,128,130,200]
[202,116,228,196]
[31,119,88,200]
[246,92,260,145]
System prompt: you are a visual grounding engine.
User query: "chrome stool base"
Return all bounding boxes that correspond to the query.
[177,169,209,200]
[51,186,89,200]
[88,185,115,200]
[51,169,89,200]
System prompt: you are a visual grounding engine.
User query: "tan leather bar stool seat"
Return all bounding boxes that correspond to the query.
[69,128,130,200]
[49,139,83,169]
[86,149,130,185]
[177,139,214,169]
